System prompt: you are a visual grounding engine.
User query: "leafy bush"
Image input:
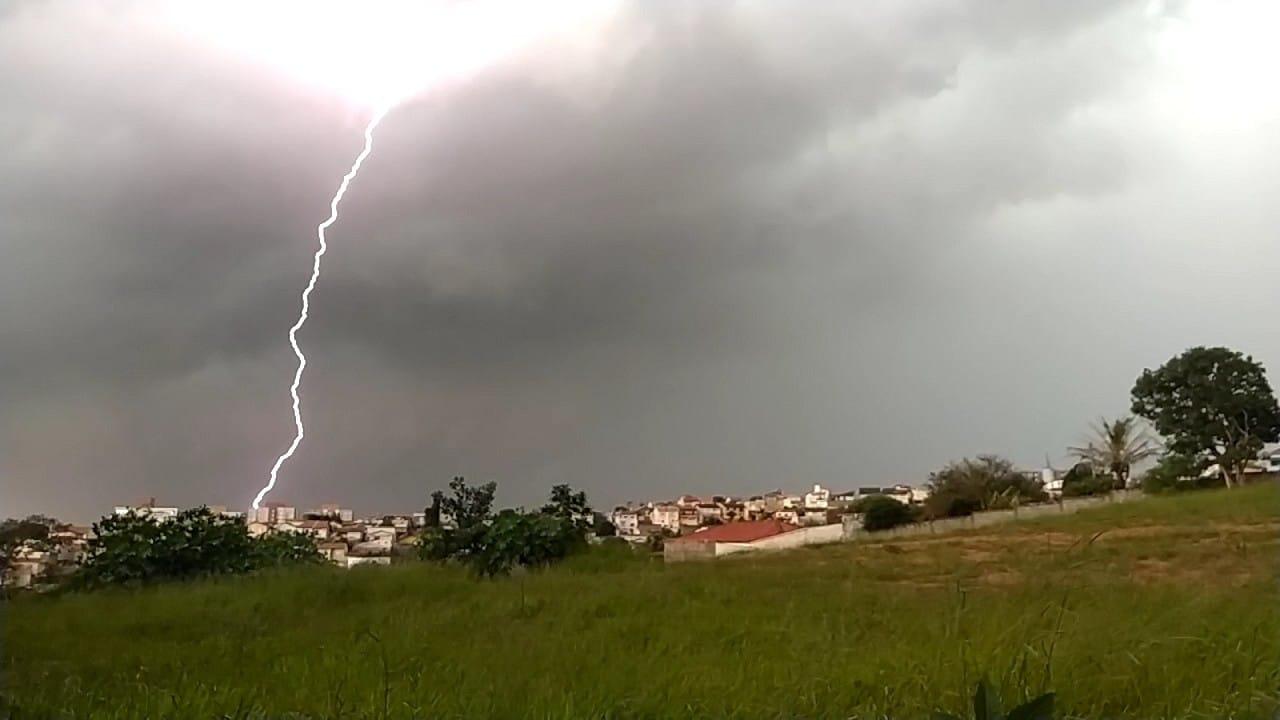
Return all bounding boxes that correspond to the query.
[75,507,321,588]
[1140,453,1218,494]
[925,455,1047,519]
[1061,463,1112,498]
[861,496,917,531]
[418,479,595,577]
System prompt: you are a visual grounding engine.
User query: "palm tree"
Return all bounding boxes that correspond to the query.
[1069,416,1160,489]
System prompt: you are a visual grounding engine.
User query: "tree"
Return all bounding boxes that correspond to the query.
[860,496,917,531]
[542,484,591,531]
[1140,452,1215,493]
[1059,462,1113,497]
[592,513,617,537]
[1131,347,1280,488]
[0,515,58,586]
[925,455,1047,518]
[418,481,595,576]
[1068,416,1159,489]
[419,477,497,562]
[75,507,320,588]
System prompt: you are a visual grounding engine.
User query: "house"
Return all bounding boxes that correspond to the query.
[362,526,397,551]
[651,505,680,531]
[247,521,271,537]
[775,509,800,525]
[695,503,723,524]
[884,486,912,505]
[317,541,348,565]
[675,495,703,508]
[781,494,804,510]
[280,519,332,540]
[113,498,179,522]
[803,484,830,510]
[611,509,641,536]
[340,524,367,544]
[252,503,296,524]
[664,518,799,562]
[313,504,354,522]
[383,516,412,532]
[677,507,701,529]
[831,490,860,506]
[346,555,392,568]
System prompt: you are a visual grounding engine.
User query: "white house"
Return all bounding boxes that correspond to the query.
[651,505,680,531]
[611,509,640,536]
[113,499,179,522]
[346,555,391,568]
[803,484,830,510]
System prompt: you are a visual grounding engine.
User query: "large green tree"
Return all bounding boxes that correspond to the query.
[1131,347,1280,488]
[1068,416,1160,489]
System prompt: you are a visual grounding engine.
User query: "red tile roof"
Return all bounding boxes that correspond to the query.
[669,518,798,544]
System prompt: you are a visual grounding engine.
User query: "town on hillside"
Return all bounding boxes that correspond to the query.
[7,446,1280,589]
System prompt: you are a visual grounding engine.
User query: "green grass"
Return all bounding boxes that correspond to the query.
[4,483,1279,719]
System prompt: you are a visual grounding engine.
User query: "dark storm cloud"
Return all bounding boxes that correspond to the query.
[4,1,1278,520]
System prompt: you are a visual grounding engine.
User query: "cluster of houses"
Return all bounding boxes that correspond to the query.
[0,498,432,588]
[2,523,93,589]
[609,483,931,543]
[240,501,424,569]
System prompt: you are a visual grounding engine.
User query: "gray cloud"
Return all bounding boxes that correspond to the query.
[4,0,1278,520]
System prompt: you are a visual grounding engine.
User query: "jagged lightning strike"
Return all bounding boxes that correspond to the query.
[252,108,389,510]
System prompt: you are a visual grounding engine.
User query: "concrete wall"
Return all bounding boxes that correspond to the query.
[745,523,843,552]
[842,490,1142,542]
[663,540,717,563]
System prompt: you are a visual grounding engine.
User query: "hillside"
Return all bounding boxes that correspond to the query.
[4,483,1278,719]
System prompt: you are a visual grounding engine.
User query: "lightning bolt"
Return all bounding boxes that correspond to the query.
[252,108,390,510]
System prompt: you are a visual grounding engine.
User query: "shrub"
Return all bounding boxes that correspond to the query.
[925,455,1047,518]
[1061,463,1113,498]
[75,507,321,589]
[418,480,595,577]
[861,496,917,531]
[1140,453,1219,494]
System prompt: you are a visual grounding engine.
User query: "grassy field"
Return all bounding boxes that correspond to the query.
[4,483,1278,719]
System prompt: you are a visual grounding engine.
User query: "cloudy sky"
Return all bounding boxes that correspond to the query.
[3,0,1278,521]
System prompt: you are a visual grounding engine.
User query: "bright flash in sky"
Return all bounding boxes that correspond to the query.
[151,1,620,508]
[161,0,619,110]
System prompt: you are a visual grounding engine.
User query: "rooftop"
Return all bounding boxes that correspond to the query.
[669,518,798,544]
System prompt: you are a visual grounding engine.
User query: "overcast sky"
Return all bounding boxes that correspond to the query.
[3,1,1278,521]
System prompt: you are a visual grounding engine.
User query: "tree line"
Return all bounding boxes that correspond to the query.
[858,345,1280,531]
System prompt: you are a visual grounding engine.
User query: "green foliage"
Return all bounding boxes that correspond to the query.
[592,514,617,537]
[542,484,592,531]
[74,507,321,588]
[1140,453,1222,494]
[934,680,1054,720]
[252,531,324,567]
[418,480,593,577]
[427,476,497,530]
[8,484,1279,719]
[468,510,584,577]
[1132,346,1280,486]
[418,476,498,563]
[926,455,1047,518]
[1060,463,1112,498]
[861,495,918,531]
[0,515,58,579]
[1068,416,1158,489]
